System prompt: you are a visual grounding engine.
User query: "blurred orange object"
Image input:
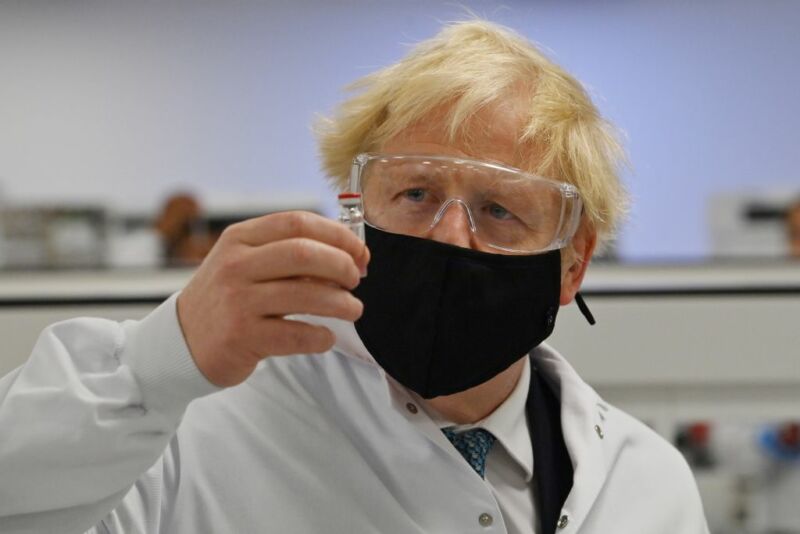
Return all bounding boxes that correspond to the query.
[787,200,800,258]
[778,422,800,449]
[688,422,711,447]
[154,193,216,266]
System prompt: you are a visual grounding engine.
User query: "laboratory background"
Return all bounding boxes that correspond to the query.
[0,1,798,532]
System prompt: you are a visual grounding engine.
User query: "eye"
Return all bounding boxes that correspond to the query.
[487,203,514,220]
[402,188,427,202]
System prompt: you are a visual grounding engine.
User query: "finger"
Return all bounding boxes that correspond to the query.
[231,211,368,270]
[246,279,363,322]
[247,318,336,357]
[360,244,371,276]
[239,238,362,289]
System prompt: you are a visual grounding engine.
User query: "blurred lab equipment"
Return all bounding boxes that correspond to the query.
[0,205,107,269]
[676,422,716,469]
[708,191,800,258]
[0,193,324,270]
[675,420,800,534]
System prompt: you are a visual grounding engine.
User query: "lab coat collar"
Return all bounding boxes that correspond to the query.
[293,314,377,367]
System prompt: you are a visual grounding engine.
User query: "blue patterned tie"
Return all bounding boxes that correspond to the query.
[442,427,496,478]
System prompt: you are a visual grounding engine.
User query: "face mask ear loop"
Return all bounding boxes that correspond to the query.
[575,292,596,325]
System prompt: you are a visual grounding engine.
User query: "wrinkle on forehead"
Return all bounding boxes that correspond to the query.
[380,91,544,175]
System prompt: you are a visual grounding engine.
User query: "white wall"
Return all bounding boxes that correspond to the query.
[1,0,799,260]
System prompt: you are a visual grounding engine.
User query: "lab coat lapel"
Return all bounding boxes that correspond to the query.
[531,344,612,534]
[527,354,573,534]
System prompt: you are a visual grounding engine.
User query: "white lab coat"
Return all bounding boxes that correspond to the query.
[0,294,709,534]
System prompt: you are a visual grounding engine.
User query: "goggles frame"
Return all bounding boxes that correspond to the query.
[348,152,583,254]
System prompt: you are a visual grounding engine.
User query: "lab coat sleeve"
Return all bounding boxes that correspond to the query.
[0,293,219,534]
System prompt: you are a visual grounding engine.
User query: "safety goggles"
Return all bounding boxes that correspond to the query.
[348,153,583,254]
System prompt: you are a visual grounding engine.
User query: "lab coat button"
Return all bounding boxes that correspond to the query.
[405,402,418,414]
[478,512,493,527]
[595,425,604,439]
[545,307,556,327]
[557,514,569,529]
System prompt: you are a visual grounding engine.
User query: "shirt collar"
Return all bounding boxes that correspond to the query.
[411,358,534,482]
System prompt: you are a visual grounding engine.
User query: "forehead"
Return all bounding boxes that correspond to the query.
[380,95,532,169]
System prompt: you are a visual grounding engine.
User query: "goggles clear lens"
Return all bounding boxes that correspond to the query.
[349,153,583,254]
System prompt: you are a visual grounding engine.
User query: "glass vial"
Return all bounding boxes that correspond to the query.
[337,192,365,242]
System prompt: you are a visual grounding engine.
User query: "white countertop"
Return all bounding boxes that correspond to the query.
[0,261,797,301]
[0,268,194,301]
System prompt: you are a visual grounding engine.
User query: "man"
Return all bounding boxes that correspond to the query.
[0,20,708,534]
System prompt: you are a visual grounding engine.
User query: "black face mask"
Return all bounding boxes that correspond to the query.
[352,224,568,399]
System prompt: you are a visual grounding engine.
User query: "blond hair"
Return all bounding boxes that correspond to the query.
[316,19,628,250]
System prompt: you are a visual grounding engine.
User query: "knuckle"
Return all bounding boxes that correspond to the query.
[217,252,246,279]
[220,222,243,243]
[283,211,309,237]
[290,238,314,265]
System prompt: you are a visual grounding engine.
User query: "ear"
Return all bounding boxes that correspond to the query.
[560,221,597,306]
